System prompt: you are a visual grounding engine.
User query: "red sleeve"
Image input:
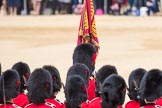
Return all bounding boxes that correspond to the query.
[13,93,29,108]
[81,102,89,108]
[46,98,63,108]
[88,97,102,108]
[87,78,96,101]
[156,98,162,106]
[60,102,66,108]
[60,104,66,108]
[125,100,140,108]
[25,103,57,108]
[0,104,14,108]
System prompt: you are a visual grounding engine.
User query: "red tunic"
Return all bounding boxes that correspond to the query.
[25,102,57,108]
[156,98,162,106]
[87,77,96,101]
[13,93,29,108]
[46,98,64,108]
[125,100,140,108]
[87,97,123,108]
[0,103,21,108]
[81,101,89,108]
[87,97,102,108]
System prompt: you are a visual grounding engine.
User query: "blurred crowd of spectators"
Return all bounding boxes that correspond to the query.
[0,0,161,16]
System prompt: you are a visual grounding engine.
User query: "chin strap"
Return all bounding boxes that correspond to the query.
[133,80,146,106]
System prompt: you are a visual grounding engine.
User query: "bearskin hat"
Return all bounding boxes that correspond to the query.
[101,74,126,108]
[139,69,162,102]
[66,63,90,87]
[65,75,87,108]
[27,68,53,104]
[95,65,118,97]
[0,69,20,103]
[127,68,146,101]
[42,65,62,93]
[11,61,30,93]
[73,43,97,74]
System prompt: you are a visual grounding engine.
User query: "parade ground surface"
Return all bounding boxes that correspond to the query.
[0,15,162,104]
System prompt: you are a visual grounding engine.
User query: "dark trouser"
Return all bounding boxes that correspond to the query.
[51,0,61,14]
[95,0,104,9]
[17,0,31,15]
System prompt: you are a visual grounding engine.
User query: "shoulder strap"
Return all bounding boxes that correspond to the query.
[24,103,33,108]
[12,104,22,108]
[89,97,100,103]
[55,99,63,105]
[45,102,56,108]
[155,105,162,108]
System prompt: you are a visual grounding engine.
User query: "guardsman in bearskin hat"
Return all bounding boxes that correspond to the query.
[12,62,31,107]
[66,63,90,87]
[0,69,21,108]
[73,43,97,100]
[95,65,118,97]
[25,68,55,108]
[42,65,64,107]
[139,69,162,108]
[73,43,97,76]
[95,65,123,108]
[125,68,147,108]
[64,75,88,108]
[87,74,126,108]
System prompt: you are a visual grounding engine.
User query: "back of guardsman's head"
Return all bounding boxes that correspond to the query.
[42,65,62,94]
[73,43,97,74]
[27,68,53,104]
[12,61,30,93]
[101,74,126,108]
[139,69,162,102]
[65,75,87,108]
[127,68,147,101]
[0,69,20,103]
[95,65,118,97]
[66,63,90,87]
